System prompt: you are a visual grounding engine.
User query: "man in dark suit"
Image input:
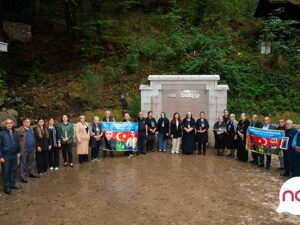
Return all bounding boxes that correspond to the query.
[258,116,276,169]
[0,118,22,194]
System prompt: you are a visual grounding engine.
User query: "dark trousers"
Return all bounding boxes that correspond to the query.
[284,149,292,176]
[237,140,248,161]
[197,134,207,154]
[138,132,146,153]
[292,151,300,177]
[62,143,73,163]
[36,150,49,173]
[1,154,17,191]
[251,151,259,164]
[20,151,37,180]
[259,154,271,167]
[146,138,155,152]
[79,154,89,164]
[91,141,101,159]
[49,147,59,167]
[102,150,114,157]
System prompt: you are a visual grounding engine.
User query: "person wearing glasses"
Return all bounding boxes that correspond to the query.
[182,112,196,154]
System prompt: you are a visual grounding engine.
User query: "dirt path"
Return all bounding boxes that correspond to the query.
[0,150,299,225]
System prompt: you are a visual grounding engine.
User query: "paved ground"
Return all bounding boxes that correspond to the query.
[0,149,299,225]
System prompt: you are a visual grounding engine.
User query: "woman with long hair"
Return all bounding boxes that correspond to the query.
[170,112,182,154]
[182,112,196,154]
[34,118,51,175]
[47,118,61,171]
[75,115,90,164]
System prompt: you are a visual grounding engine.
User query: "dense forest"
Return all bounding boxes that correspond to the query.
[0,0,299,122]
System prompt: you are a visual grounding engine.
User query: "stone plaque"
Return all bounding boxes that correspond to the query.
[161,89,207,118]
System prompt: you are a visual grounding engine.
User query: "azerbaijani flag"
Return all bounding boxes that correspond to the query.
[246,127,285,155]
[101,122,138,151]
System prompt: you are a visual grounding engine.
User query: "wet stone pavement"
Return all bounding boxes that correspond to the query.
[0,149,299,225]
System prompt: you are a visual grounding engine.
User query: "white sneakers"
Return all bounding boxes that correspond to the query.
[49,167,54,171]
[54,167,59,171]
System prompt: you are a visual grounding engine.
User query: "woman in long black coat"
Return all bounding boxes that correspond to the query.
[195,111,209,155]
[213,116,227,156]
[182,112,196,154]
[236,113,250,162]
[34,118,51,174]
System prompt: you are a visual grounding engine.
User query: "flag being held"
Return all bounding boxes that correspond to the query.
[101,122,138,151]
[246,127,285,156]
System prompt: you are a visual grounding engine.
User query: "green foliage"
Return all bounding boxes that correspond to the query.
[104,66,121,82]
[80,66,104,106]
[27,68,48,85]
[1,0,300,123]
[127,93,141,118]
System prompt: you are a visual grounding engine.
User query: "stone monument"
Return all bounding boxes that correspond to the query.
[140,75,229,145]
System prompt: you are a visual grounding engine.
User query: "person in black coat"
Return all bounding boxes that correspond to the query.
[34,118,51,174]
[170,112,182,154]
[47,118,61,171]
[213,116,227,156]
[226,114,238,158]
[195,111,209,155]
[90,116,103,161]
[157,112,170,152]
[136,112,147,154]
[276,119,286,170]
[236,113,250,162]
[182,112,196,154]
[146,111,157,152]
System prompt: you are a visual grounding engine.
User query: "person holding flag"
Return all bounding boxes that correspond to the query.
[123,113,134,158]
[249,114,263,165]
[281,120,298,177]
[258,116,276,169]
[276,119,286,171]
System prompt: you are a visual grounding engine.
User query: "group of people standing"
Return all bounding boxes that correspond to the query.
[136,111,209,155]
[212,110,300,179]
[1,109,300,195]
